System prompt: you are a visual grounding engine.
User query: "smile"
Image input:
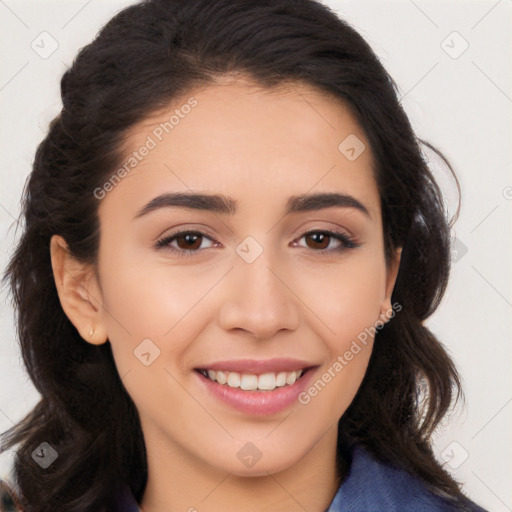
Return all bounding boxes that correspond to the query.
[193,360,317,415]
[197,369,304,391]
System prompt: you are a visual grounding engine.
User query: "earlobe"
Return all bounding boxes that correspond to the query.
[50,235,108,345]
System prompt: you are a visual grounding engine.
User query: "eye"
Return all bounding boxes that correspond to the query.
[155,229,358,257]
[155,230,218,255]
[293,230,358,253]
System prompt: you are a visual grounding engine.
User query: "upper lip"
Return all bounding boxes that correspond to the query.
[195,358,316,374]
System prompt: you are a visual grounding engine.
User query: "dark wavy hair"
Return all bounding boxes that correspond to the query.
[1,0,470,510]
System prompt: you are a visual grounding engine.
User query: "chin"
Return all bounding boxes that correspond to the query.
[208,440,309,478]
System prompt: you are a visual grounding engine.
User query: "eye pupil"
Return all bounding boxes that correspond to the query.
[177,233,202,250]
[306,232,330,249]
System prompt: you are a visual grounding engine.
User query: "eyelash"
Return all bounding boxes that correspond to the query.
[155,229,359,257]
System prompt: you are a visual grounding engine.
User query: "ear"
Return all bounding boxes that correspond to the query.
[50,235,108,345]
[379,246,402,322]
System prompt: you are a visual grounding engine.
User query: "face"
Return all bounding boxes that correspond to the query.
[82,77,400,477]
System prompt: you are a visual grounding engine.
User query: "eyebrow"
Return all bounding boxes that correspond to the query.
[134,192,371,219]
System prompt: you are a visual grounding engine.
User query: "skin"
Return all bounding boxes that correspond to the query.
[51,76,401,512]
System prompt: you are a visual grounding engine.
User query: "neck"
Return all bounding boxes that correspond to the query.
[140,424,342,512]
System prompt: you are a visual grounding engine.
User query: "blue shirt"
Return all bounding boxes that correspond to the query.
[114,445,488,511]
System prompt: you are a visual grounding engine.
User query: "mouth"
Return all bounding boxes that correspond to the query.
[195,367,310,392]
[192,358,318,415]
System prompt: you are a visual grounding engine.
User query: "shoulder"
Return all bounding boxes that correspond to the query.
[327,445,488,512]
[112,484,141,512]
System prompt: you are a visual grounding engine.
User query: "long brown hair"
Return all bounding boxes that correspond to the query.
[2,0,469,510]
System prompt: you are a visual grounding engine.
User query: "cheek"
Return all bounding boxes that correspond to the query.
[295,251,387,344]
[97,260,218,425]
[295,263,384,422]
[96,248,223,374]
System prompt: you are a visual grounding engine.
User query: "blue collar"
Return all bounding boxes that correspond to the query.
[325,445,486,511]
[115,445,487,512]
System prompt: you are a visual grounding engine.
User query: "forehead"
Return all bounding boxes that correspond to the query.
[101,77,380,220]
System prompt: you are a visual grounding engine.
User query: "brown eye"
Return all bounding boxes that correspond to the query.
[175,233,203,250]
[155,231,217,255]
[294,230,358,253]
[304,232,332,250]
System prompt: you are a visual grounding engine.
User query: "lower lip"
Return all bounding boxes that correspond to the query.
[195,369,315,416]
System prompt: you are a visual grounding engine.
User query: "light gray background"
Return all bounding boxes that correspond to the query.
[0,1,510,510]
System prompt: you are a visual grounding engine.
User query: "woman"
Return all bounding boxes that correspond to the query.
[0,0,489,511]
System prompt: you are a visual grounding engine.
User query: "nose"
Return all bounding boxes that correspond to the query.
[217,248,301,340]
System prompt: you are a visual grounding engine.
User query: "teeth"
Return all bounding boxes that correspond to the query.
[201,369,304,391]
[286,372,297,385]
[240,374,258,390]
[227,372,240,388]
[258,372,276,390]
[276,372,287,387]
